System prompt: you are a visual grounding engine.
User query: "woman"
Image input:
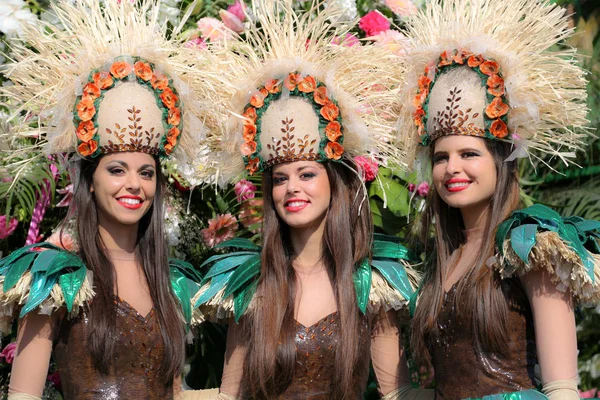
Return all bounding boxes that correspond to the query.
[193,1,423,398]
[395,0,599,398]
[0,0,209,398]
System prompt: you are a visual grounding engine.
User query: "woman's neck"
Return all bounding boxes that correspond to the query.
[97,218,138,253]
[289,219,327,273]
[460,201,491,233]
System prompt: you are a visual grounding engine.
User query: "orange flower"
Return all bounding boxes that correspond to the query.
[83,82,101,100]
[246,157,260,175]
[243,107,257,123]
[164,127,180,153]
[76,97,96,121]
[76,120,96,142]
[109,61,132,79]
[160,88,179,110]
[134,61,153,81]
[240,141,257,156]
[413,90,428,108]
[487,75,505,97]
[264,79,281,94]
[438,51,453,67]
[320,102,339,122]
[324,142,344,160]
[418,75,431,92]
[490,119,508,138]
[467,54,485,68]
[413,107,425,126]
[417,124,426,138]
[243,123,257,142]
[480,60,500,76]
[168,108,181,126]
[250,88,268,108]
[151,73,169,91]
[284,73,301,91]
[325,121,342,142]
[314,86,330,106]
[485,97,509,119]
[93,71,114,89]
[77,140,98,157]
[452,51,465,65]
[298,76,317,93]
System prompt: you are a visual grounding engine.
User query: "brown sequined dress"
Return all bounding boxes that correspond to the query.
[53,298,173,400]
[429,279,538,399]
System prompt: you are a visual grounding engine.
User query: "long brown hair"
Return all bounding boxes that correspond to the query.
[243,159,372,399]
[69,155,185,381]
[411,139,521,367]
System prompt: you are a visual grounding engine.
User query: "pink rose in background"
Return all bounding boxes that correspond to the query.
[234,179,257,203]
[0,216,18,239]
[184,37,207,50]
[385,0,418,17]
[332,33,360,47]
[580,389,598,398]
[358,11,390,37]
[0,342,17,364]
[354,156,379,182]
[416,181,429,197]
[219,10,244,33]
[197,17,231,42]
[201,214,239,248]
[373,29,410,56]
[227,0,246,21]
[408,183,416,193]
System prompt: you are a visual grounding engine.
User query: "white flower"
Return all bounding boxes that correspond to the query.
[0,0,37,38]
[158,0,182,26]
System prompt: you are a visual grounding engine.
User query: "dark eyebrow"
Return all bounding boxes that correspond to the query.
[139,164,156,170]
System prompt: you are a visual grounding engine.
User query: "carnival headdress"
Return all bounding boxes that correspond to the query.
[1,0,212,166]
[397,0,589,165]
[203,0,408,184]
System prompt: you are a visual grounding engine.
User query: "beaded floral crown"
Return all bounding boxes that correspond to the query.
[398,0,589,165]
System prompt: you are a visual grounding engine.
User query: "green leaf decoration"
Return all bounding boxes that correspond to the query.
[215,238,261,251]
[353,259,372,314]
[21,272,59,316]
[58,267,87,312]
[495,218,515,257]
[200,251,258,269]
[223,255,261,299]
[202,254,258,281]
[573,220,600,233]
[3,252,37,292]
[560,223,595,282]
[371,259,414,300]
[372,240,412,261]
[46,252,86,276]
[30,250,61,274]
[195,270,235,307]
[170,267,192,324]
[169,258,203,283]
[233,279,258,322]
[510,224,539,264]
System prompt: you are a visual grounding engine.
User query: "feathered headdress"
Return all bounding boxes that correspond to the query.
[397,0,590,166]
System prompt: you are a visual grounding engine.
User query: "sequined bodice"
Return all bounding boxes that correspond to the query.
[430,279,537,399]
[53,298,173,400]
[275,312,370,399]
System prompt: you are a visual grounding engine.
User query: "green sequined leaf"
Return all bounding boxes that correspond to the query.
[3,252,37,292]
[353,259,372,314]
[372,240,412,261]
[202,254,257,281]
[371,259,414,300]
[510,224,538,264]
[195,270,235,307]
[495,217,516,256]
[58,267,87,312]
[170,267,192,324]
[234,279,258,322]
[21,272,59,316]
[223,255,261,299]
[169,258,202,283]
[30,249,61,274]
[200,251,258,269]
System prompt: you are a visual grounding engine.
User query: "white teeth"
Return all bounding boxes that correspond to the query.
[119,198,141,205]
[286,201,307,207]
[447,182,469,189]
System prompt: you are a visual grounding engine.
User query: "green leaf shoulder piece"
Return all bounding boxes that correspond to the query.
[193,236,421,322]
[0,243,94,334]
[494,204,600,304]
[169,258,203,327]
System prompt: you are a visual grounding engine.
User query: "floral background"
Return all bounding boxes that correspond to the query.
[0,0,599,398]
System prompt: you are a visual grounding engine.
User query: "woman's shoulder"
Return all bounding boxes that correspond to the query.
[0,242,93,335]
[492,204,600,304]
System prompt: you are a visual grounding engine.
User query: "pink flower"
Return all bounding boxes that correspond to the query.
[234,179,257,203]
[220,9,244,33]
[201,214,239,248]
[46,230,76,252]
[0,342,17,364]
[408,183,416,193]
[239,198,263,234]
[331,33,360,47]
[56,184,73,207]
[373,29,410,56]
[385,0,418,17]
[47,371,61,389]
[580,389,598,398]
[0,216,18,240]
[354,156,379,182]
[416,181,429,197]
[227,0,246,21]
[197,17,231,42]
[358,11,390,37]
[184,37,207,50]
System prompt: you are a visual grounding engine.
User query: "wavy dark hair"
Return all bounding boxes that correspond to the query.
[67,155,185,382]
[411,139,521,368]
[243,159,372,399]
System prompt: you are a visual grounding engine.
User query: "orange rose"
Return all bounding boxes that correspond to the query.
[485,97,509,119]
[134,61,153,81]
[168,108,181,126]
[320,102,339,122]
[76,97,96,121]
[325,121,342,142]
[452,51,465,65]
[438,51,453,67]
[413,90,428,108]
[109,61,132,79]
[243,107,257,123]
[77,140,98,157]
[467,54,485,68]
[324,142,344,160]
[418,75,431,92]
[160,88,179,110]
[487,75,505,97]
[490,119,508,138]
[151,73,169,90]
[76,120,96,142]
[243,123,257,142]
[314,86,330,106]
[480,60,500,76]
[413,107,425,126]
[284,73,301,91]
[240,141,257,156]
[246,157,260,175]
[168,127,180,142]
[250,88,268,108]
[264,79,281,94]
[93,71,114,89]
[83,82,101,100]
[298,76,317,93]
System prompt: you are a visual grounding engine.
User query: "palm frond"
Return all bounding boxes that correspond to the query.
[538,179,600,221]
